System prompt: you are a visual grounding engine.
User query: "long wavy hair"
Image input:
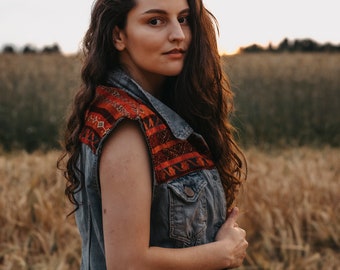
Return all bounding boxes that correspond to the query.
[58,0,246,211]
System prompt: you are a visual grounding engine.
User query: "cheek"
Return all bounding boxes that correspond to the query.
[129,36,163,60]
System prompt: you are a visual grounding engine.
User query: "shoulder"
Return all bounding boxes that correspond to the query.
[93,85,142,119]
[99,119,151,186]
[79,86,150,153]
[101,120,148,164]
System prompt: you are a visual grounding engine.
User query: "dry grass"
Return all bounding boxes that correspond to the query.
[238,147,340,269]
[0,151,80,270]
[0,148,339,269]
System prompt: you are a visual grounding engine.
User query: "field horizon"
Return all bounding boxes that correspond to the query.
[0,52,339,151]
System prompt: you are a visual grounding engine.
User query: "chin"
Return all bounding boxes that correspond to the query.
[164,71,182,77]
[162,67,184,77]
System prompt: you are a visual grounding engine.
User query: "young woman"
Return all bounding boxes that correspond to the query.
[59,0,248,269]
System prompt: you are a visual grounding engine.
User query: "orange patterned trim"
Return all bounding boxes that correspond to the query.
[80,86,215,184]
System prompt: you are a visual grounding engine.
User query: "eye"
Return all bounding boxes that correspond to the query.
[148,18,165,26]
[178,15,190,25]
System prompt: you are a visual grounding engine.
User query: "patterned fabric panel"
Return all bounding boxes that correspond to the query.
[79,86,142,152]
[80,86,215,184]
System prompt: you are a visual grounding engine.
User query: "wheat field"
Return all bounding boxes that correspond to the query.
[0,52,339,269]
[0,148,339,269]
[0,151,80,270]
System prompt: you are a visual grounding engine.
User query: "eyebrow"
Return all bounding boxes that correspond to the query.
[142,8,190,15]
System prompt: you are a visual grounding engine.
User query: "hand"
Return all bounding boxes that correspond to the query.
[215,207,248,269]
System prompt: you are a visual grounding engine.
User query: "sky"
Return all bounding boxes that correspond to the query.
[0,0,339,55]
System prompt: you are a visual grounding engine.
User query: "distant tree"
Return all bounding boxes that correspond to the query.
[22,44,37,54]
[277,38,290,52]
[268,42,274,52]
[41,43,61,54]
[2,44,16,54]
[293,39,320,52]
[239,44,265,53]
[238,37,340,54]
[319,42,340,52]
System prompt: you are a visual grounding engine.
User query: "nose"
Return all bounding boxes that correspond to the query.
[168,21,185,42]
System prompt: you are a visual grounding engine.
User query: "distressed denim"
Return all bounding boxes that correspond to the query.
[75,69,227,269]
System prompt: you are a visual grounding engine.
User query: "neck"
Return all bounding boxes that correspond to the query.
[134,72,165,98]
[120,65,165,98]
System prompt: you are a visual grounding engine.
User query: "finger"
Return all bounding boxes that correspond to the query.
[244,240,249,248]
[224,207,239,227]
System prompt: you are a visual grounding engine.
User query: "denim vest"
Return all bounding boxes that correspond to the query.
[75,69,227,269]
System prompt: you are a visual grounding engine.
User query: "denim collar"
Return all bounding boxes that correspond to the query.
[106,69,193,140]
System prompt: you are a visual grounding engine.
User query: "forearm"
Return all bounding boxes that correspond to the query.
[128,242,229,270]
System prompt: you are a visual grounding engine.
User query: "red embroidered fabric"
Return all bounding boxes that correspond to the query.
[79,86,215,184]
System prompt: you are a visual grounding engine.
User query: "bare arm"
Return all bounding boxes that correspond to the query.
[99,120,247,270]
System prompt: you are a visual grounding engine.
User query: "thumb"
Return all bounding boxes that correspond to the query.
[224,207,239,227]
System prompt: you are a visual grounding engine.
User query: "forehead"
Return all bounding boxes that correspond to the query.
[132,0,189,13]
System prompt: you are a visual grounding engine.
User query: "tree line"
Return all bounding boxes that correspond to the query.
[1,43,61,54]
[2,38,339,55]
[240,38,340,53]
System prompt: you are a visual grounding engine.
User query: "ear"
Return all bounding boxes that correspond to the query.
[113,26,126,51]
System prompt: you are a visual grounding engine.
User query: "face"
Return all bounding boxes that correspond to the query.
[114,0,192,93]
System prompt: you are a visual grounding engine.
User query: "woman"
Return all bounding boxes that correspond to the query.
[58,0,248,269]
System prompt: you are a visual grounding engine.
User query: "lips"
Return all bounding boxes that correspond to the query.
[164,48,185,55]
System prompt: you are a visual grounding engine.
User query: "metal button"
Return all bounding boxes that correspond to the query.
[184,186,195,197]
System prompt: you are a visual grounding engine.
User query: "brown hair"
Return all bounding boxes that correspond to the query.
[165,0,246,209]
[58,0,246,211]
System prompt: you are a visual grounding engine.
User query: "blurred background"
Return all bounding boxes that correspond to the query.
[1,0,339,55]
[0,0,339,269]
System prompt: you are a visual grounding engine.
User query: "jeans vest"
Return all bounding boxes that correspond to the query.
[75,70,227,269]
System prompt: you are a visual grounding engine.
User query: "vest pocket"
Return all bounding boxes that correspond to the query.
[168,173,208,246]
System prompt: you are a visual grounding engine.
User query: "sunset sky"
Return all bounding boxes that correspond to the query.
[0,0,339,54]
